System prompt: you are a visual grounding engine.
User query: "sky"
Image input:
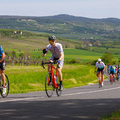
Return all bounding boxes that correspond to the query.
[0,0,120,19]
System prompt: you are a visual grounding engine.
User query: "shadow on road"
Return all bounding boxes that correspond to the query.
[0,98,120,120]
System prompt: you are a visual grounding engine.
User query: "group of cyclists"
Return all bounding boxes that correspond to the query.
[0,35,120,96]
[95,58,120,87]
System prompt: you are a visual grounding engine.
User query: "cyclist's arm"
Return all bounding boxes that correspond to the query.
[58,52,64,61]
[103,66,106,71]
[0,53,5,63]
[95,67,97,72]
[42,47,47,57]
[42,53,47,57]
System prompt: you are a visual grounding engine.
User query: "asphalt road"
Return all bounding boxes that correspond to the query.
[0,74,120,120]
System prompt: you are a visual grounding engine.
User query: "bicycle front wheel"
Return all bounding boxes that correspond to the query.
[1,74,9,98]
[45,73,54,97]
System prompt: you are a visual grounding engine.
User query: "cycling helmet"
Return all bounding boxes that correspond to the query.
[110,65,114,69]
[98,58,101,62]
[48,35,56,41]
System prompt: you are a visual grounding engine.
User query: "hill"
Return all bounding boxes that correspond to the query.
[0,14,120,35]
[1,14,120,54]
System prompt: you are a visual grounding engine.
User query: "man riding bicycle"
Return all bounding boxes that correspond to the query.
[42,35,64,90]
[108,65,116,82]
[95,59,105,86]
[0,45,6,94]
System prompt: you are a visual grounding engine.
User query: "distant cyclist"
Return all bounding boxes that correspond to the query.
[108,65,116,81]
[95,59,105,86]
[0,45,6,94]
[116,66,120,80]
[42,35,64,90]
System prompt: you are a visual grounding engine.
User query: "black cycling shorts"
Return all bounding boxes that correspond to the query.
[97,68,104,74]
[0,59,5,70]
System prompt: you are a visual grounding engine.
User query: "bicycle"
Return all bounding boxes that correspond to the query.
[109,73,115,84]
[0,74,9,98]
[41,60,62,97]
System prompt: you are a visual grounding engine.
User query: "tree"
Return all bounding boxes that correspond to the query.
[12,51,16,57]
[101,52,114,65]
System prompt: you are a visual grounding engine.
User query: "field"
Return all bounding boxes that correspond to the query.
[5,64,97,94]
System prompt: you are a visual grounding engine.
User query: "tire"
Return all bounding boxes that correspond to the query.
[110,75,113,84]
[1,74,9,98]
[45,73,54,97]
[56,76,62,96]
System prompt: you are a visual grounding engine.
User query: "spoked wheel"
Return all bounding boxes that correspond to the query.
[0,74,9,98]
[45,73,54,97]
[56,76,62,96]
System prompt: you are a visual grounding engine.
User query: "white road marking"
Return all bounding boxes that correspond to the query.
[62,86,120,96]
[0,97,45,103]
[0,86,120,103]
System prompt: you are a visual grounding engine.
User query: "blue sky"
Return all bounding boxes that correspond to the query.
[0,0,120,19]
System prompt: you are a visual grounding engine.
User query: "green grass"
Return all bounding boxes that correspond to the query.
[5,64,97,94]
[101,109,120,120]
[31,48,103,63]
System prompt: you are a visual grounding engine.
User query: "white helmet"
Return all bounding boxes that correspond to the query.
[98,58,101,62]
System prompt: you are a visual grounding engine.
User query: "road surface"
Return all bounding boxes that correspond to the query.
[0,75,120,120]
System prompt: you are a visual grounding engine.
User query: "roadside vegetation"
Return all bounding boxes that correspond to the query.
[6,64,97,94]
[101,110,120,120]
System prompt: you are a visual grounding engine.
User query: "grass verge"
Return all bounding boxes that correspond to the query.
[5,64,97,94]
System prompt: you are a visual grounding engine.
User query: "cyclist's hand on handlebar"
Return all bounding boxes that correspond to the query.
[57,60,60,65]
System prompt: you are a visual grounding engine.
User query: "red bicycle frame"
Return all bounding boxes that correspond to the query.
[42,61,59,89]
[48,64,59,88]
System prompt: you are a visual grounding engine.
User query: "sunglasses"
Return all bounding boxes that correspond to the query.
[49,40,55,42]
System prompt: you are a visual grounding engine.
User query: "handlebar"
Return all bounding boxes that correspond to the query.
[41,60,55,69]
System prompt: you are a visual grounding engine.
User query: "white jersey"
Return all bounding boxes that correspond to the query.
[46,43,64,59]
[95,61,105,69]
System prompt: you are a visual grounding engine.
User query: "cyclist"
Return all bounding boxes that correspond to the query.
[109,65,116,82]
[117,66,120,80]
[95,58,105,86]
[42,35,64,90]
[0,45,6,94]
[115,65,118,79]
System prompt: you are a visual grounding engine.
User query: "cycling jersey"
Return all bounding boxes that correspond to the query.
[0,46,4,59]
[95,61,105,69]
[46,43,64,68]
[0,46,5,70]
[109,67,116,74]
[46,43,64,58]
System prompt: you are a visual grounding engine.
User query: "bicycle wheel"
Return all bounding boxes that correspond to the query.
[56,76,62,96]
[45,73,54,97]
[110,75,113,84]
[0,74,9,98]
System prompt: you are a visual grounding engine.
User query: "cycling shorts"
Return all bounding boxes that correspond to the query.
[0,59,5,70]
[97,68,104,74]
[49,56,64,68]
[110,71,115,75]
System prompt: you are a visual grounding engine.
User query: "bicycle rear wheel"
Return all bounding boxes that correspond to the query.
[45,73,54,97]
[56,76,62,96]
[0,74,9,98]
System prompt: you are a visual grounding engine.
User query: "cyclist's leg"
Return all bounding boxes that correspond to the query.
[0,60,5,87]
[0,70,5,87]
[57,58,64,90]
[96,69,100,82]
[57,67,62,81]
[48,56,54,72]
